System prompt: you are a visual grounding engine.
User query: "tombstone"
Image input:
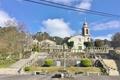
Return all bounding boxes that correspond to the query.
[56,61,61,67]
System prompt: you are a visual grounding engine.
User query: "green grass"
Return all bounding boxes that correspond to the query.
[28,66,101,73]
[0,59,16,68]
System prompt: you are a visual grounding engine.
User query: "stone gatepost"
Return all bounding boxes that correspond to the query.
[56,61,61,67]
[76,60,80,67]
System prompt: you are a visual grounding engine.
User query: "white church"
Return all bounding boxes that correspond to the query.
[68,21,91,50]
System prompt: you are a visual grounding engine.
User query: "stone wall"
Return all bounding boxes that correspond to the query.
[36,58,81,67]
[85,47,113,54]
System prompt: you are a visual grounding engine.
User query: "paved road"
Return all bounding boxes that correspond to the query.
[0,75,120,80]
[0,75,51,80]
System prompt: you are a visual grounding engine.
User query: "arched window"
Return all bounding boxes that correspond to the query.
[86,29,88,34]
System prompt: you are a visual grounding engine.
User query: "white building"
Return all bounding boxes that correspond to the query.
[68,21,91,50]
[40,39,63,49]
[40,39,56,46]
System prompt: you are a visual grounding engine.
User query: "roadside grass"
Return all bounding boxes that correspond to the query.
[0,59,16,68]
[28,66,101,73]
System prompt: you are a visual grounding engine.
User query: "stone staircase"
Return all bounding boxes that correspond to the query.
[0,52,48,74]
[9,59,29,69]
[102,59,119,76]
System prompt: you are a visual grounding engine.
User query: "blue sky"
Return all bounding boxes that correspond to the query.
[0,0,120,40]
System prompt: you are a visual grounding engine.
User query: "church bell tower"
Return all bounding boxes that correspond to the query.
[82,20,91,42]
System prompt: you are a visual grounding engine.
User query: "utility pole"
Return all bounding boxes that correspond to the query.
[63,44,66,70]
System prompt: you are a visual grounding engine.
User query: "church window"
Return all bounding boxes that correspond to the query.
[86,29,88,34]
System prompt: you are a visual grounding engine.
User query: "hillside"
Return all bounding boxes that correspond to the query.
[0,26,29,60]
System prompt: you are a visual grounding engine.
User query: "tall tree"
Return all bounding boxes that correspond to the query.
[111,32,120,48]
[33,32,50,41]
[103,39,111,47]
[0,22,32,59]
[84,42,94,48]
[94,39,104,47]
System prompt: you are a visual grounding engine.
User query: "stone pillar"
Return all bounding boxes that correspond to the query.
[56,61,61,67]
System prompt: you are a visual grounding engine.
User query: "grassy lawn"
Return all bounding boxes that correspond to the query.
[0,59,16,68]
[28,66,101,73]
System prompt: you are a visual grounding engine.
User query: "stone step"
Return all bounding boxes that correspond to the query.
[103,59,118,70]
[109,69,119,76]
[10,59,29,69]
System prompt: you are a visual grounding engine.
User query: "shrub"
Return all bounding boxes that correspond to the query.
[43,59,54,67]
[81,59,92,67]
[24,67,30,71]
[75,71,83,74]
[67,41,74,49]
[32,44,40,52]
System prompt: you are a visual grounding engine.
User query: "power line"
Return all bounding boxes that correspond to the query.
[24,0,120,18]
[40,0,120,17]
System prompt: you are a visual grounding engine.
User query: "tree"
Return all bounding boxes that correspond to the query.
[62,37,70,44]
[34,32,50,41]
[32,44,40,52]
[103,39,111,47]
[94,39,104,47]
[84,42,94,48]
[81,59,92,67]
[33,32,64,45]
[0,22,32,60]
[111,32,120,48]
[49,36,63,45]
[67,41,74,49]
[43,59,54,67]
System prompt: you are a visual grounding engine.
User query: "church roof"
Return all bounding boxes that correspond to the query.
[83,21,88,27]
[70,34,84,39]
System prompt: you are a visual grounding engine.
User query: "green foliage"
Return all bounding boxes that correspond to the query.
[75,71,83,74]
[50,36,63,45]
[81,59,92,67]
[0,59,16,68]
[43,59,54,67]
[62,37,70,44]
[84,42,93,47]
[32,44,40,52]
[111,32,120,48]
[67,41,74,49]
[24,66,30,71]
[94,39,104,47]
[103,39,111,47]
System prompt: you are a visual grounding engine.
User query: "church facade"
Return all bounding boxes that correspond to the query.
[68,21,91,50]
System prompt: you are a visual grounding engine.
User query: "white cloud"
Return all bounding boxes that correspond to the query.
[75,0,92,10]
[93,34,113,40]
[47,0,93,10]
[41,18,75,38]
[0,10,16,27]
[91,20,120,31]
